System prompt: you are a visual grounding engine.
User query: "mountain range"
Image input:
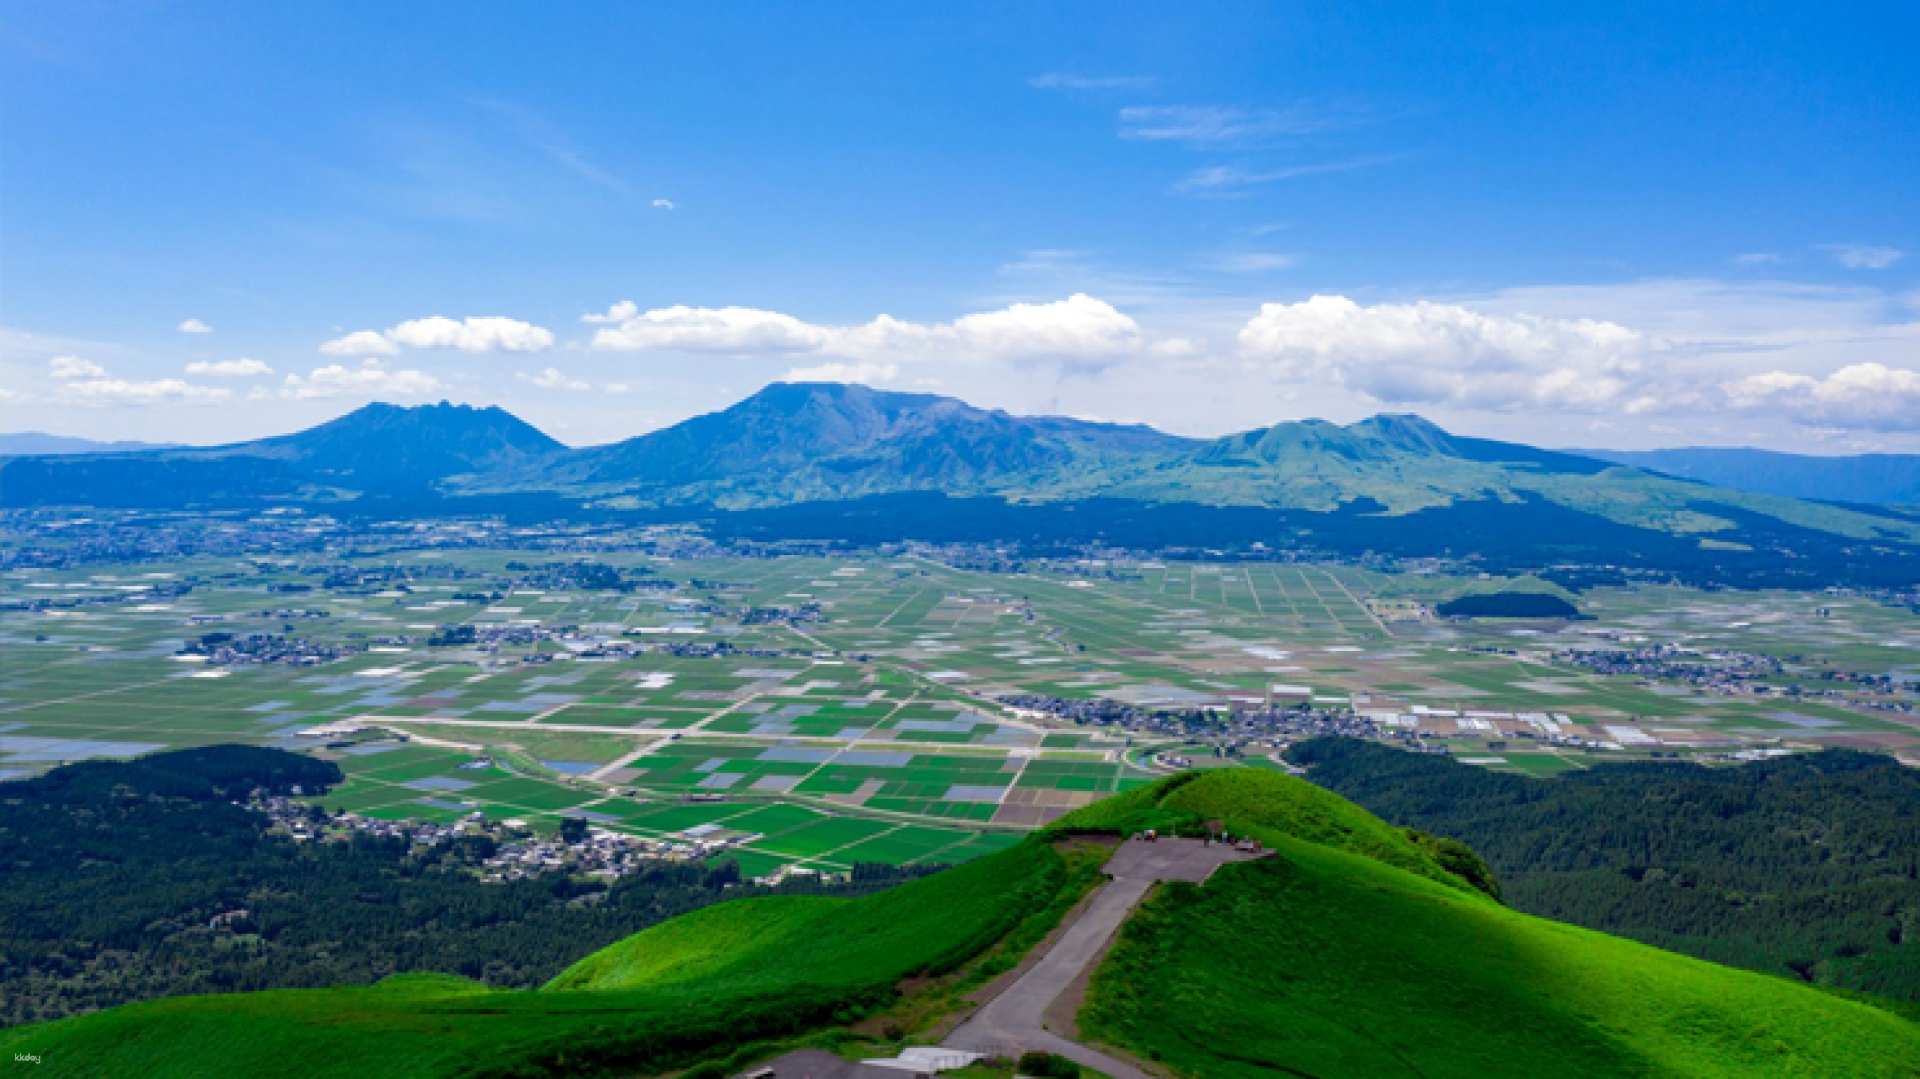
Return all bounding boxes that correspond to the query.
[4,382,1916,588]
[1576,446,1920,507]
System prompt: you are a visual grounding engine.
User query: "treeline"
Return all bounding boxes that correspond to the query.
[0,746,916,1025]
[1287,738,1920,1001]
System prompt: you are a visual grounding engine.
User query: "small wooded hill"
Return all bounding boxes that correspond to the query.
[6,769,1917,1078]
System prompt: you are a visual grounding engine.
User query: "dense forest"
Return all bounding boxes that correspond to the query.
[0,746,922,1025]
[1287,738,1920,1002]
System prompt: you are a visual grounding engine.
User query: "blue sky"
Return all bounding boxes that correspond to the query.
[3,2,1917,450]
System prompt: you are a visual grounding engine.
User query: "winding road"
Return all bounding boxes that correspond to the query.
[942,838,1264,1078]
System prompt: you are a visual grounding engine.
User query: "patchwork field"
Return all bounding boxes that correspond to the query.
[3,541,1915,878]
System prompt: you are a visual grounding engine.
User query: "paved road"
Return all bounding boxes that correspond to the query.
[943,838,1262,1078]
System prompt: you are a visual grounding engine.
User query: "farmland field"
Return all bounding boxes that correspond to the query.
[4,536,1916,879]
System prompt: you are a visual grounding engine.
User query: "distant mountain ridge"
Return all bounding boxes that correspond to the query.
[3,383,1917,588]
[0,432,176,455]
[0,402,562,507]
[1577,446,1920,507]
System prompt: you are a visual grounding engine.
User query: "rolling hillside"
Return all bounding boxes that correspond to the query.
[6,769,1915,1078]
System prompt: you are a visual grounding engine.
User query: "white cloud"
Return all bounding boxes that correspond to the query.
[590,294,1144,369]
[651,198,676,210]
[1117,104,1334,143]
[0,386,18,402]
[49,355,107,379]
[62,378,230,404]
[1725,362,1920,431]
[1175,157,1396,193]
[387,316,553,352]
[518,367,593,392]
[1237,294,1646,411]
[320,316,552,356]
[1029,73,1158,91]
[318,330,399,357]
[581,300,640,324]
[1821,243,1904,270]
[591,304,832,353]
[782,361,900,385]
[1731,252,1782,266]
[184,357,272,377]
[176,318,213,334]
[281,359,442,399]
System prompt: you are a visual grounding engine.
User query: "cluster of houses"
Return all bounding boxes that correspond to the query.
[249,792,782,885]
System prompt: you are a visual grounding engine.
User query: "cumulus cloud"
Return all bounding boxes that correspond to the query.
[281,359,442,399]
[581,300,639,324]
[1237,294,1646,411]
[782,361,900,384]
[1821,244,1905,270]
[517,367,593,392]
[387,316,553,352]
[184,357,272,377]
[320,316,552,356]
[591,304,831,353]
[49,355,107,379]
[588,293,1144,369]
[318,330,399,357]
[176,318,213,334]
[1725,362,1920,431]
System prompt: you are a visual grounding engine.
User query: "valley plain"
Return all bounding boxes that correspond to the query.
[5,515,1916,882]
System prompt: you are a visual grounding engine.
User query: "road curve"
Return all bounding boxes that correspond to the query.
[943,838,1262,1079]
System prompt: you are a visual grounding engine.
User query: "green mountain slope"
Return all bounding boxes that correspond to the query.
[1288,738,1920,1001]
[8,769,1914,1077]
[522,381,1189,507]
[1084,832,1919,1078]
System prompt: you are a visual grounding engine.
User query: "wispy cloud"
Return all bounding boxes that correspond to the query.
[185,357,272,377]
[1118,104,1342,144]
[1174,156,1399,194]
[1030,73,1159,92]
[1210,252,1297,273]
[469,96,635,197]
[49,355,107,379]
[517,367,593,392]
[176,318,213,334]
[1731,252,1783,266]
[651,198,676,210]
[1820,243,1904,270]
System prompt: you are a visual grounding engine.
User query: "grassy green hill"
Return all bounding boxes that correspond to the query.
[1083,831,1919,1078]
[5,769,1915,1077]
[0,840,1069,1078]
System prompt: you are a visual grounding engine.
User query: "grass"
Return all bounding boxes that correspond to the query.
[1082,830,1920,1078]
[0,840,1068,1079]
[1048,768,1478,894]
